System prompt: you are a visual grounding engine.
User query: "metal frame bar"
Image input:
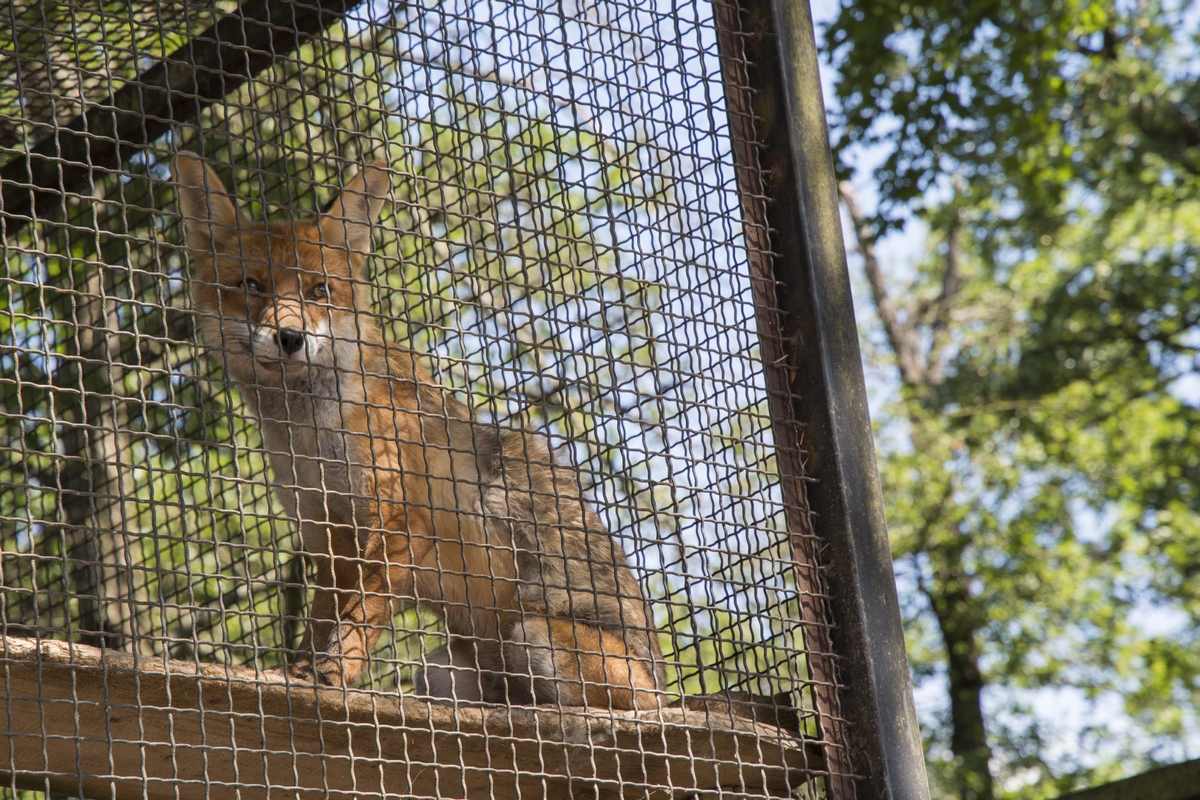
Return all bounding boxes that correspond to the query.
[0,0,360,240]
[713,0,931,796]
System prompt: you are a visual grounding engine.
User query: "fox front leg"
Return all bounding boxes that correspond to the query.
[290,526,396,686]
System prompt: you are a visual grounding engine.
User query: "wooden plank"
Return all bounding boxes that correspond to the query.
[1056,759,1200,800]
[0,636,824,799]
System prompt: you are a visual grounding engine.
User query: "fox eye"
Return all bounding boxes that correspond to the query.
[309,283,329,300]
[239,278,264,294]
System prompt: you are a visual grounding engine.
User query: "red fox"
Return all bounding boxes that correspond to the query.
[173,153,665,710]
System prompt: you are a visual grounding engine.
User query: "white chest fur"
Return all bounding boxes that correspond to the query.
[250,371,360,543]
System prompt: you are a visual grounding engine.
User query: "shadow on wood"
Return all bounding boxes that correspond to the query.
[0,636,825,799]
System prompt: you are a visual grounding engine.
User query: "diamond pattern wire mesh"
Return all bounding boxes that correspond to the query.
[0,0,849,797]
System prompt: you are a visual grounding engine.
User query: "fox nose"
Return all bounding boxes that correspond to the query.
[276,327,305,355]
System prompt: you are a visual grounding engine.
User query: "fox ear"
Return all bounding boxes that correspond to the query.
[173,153,241,254]
[320,160,391,261]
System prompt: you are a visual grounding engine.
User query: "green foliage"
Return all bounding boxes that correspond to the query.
[828,0,1200,795]
[827,0,1199,242]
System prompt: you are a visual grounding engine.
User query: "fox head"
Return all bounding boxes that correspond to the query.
[173,153,391,387]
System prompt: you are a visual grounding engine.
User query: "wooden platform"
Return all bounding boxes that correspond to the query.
[0,636,825,799]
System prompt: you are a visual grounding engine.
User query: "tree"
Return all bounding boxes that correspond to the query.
[824,1,1200,797]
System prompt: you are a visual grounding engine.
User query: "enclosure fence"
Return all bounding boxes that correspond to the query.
[0,0,924,798]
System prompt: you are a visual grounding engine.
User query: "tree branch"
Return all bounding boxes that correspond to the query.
[1130,95,1200,176]
[925,213,963,385]
[839,182,927,386]
[1071,28,1128,59]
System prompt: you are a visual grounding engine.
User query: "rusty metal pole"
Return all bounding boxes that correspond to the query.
[712,0,931,797]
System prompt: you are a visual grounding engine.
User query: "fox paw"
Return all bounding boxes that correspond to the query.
[262,661,333,685]
[311,655,349,686]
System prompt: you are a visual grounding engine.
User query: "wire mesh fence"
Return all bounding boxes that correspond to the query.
[0,0,856,796]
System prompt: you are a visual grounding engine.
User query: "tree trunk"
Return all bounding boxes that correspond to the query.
[51,177,174,655]
[930,552,994,800]
[57,260,156,654]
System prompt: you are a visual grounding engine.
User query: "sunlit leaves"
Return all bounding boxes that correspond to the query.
[825,0,1195,244]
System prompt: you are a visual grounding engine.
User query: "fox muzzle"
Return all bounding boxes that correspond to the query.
[277,327,305,355]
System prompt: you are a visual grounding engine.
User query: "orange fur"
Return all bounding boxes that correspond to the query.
[174,154,665,709]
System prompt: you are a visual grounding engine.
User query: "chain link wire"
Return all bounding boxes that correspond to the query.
[0,0,849,796]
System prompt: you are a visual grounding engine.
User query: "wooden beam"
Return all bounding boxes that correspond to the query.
[0,636,824,799]
[0,0,364,240]
[1056,760,1200,800]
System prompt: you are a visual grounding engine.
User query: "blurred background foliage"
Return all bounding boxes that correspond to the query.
[0,0,812,730]
[825,0,1200,796]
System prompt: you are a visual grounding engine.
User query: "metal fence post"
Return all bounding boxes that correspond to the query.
[713,0,932,796]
